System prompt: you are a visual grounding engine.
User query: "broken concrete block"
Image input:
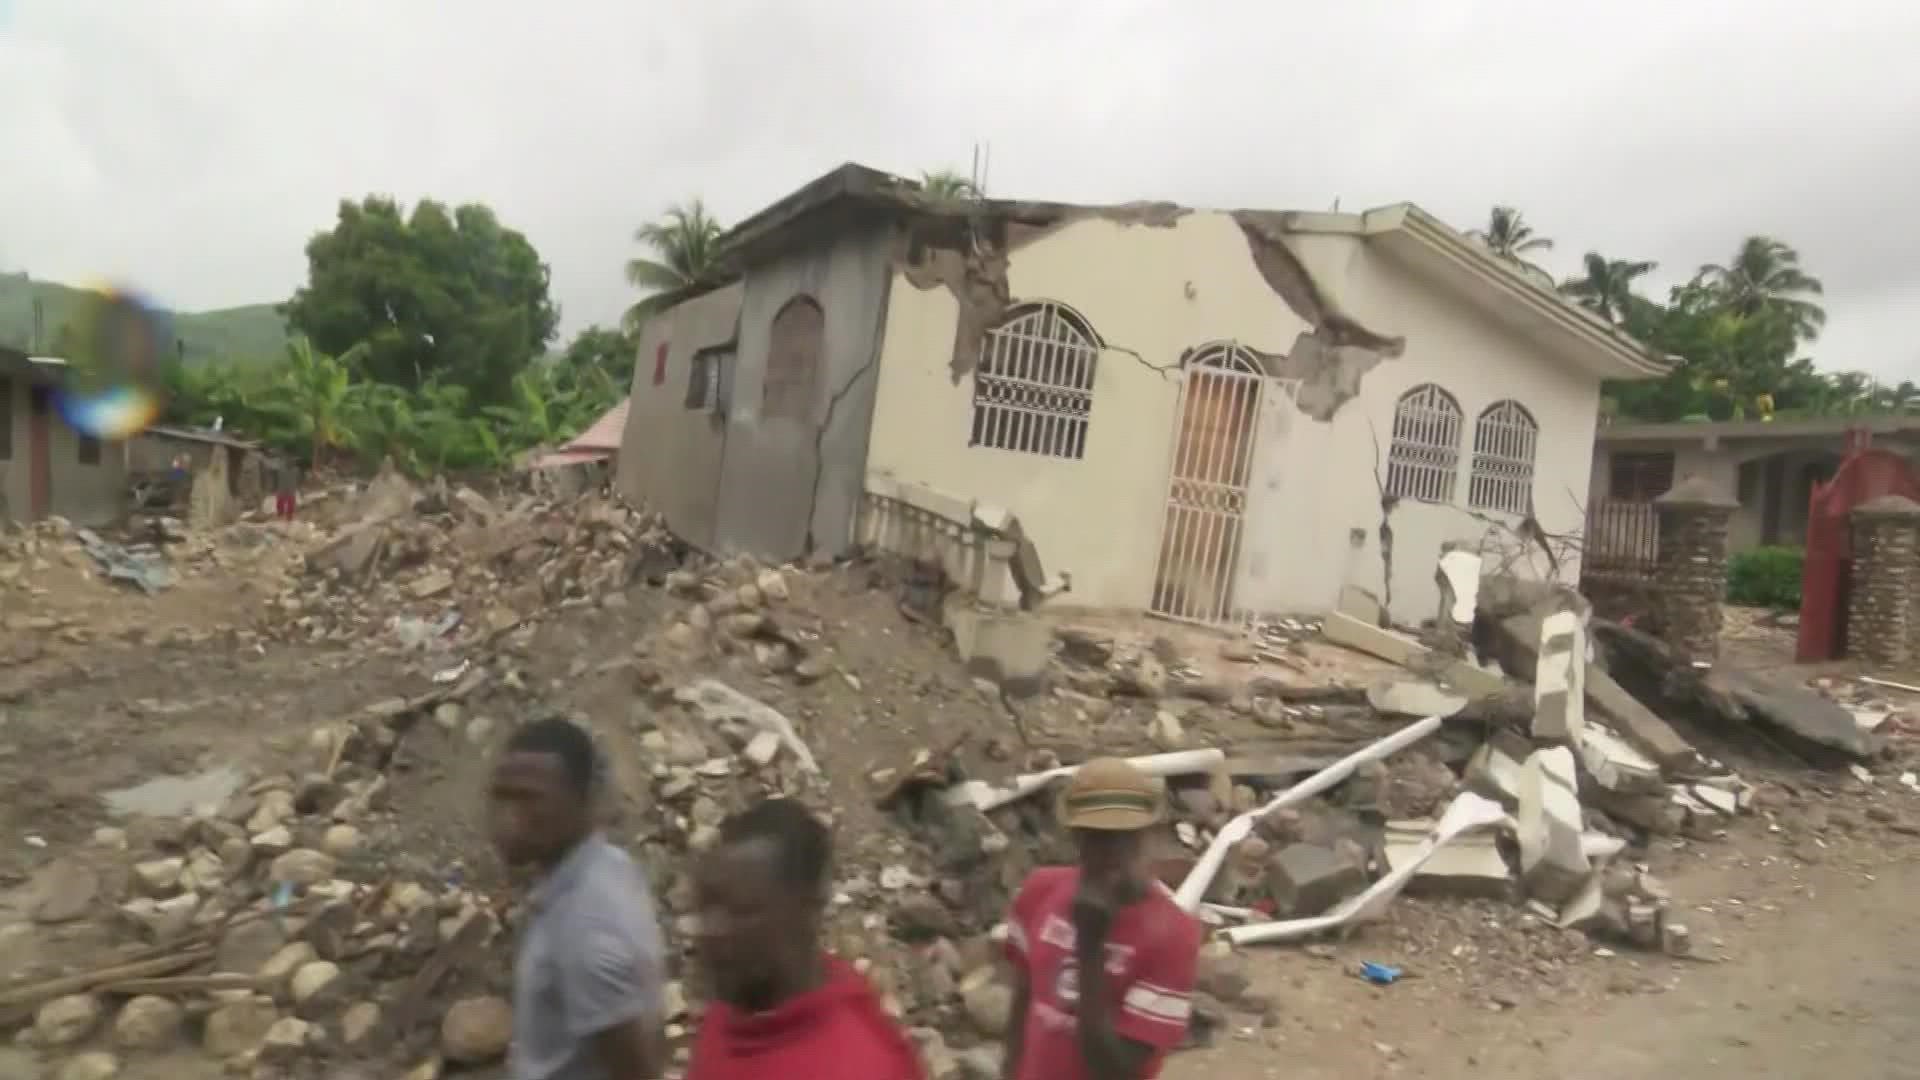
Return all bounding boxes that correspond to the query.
[1382,821,1512,898]
[945,604,1051,697]
[1516,747,1588,903]
[1264,843,1367,917]
[1590,789,1685,835]
[1578,725,1663,795]
[1322,612,1426,667]
[1365,680,1468,719]
[1715,669,1885,762]
[1441,658,1510,699]
[1584,664,1695,772]
[1465,730,1531,807]
[1337,585,1384,625]
[1531,611,1586,743]
[1660,921,1692,957]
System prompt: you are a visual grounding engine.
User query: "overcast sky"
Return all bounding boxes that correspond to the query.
[1,1,1916,381]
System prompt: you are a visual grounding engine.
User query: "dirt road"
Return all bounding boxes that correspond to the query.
[1173,851,1920,1079]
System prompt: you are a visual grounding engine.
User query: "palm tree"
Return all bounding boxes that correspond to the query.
[1560,253,1658,325]
[919,169,981,201]
[1468,206,1554,263]
[1693,236,1826,343]
[624,200,726,331]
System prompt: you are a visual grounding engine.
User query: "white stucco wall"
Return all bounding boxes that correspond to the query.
[867,211,1606,625]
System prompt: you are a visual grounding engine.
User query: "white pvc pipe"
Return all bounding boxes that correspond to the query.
[1171,715,1443,913]
[1221,791,1510,946]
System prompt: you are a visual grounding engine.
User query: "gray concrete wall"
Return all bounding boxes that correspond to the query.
[710,223,895,559]
[46,410,125,527]
[616,283,745,550]
[0,373,22,521]
[0,374,125,526]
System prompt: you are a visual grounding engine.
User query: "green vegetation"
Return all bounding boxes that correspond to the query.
[162,333,626,475]
[283,196,560,406]
[1474,210,1916,423]
[1726,546,1806,610]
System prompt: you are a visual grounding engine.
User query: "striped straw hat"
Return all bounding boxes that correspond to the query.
[1058,757,1162,831]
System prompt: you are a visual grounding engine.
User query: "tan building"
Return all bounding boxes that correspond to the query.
[1589,415,1920,556]
[620,164,1666,626]
[0,346,127,526]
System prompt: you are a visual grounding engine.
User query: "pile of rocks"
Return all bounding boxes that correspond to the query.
[276,472,685,649]
[2,749,514,1080]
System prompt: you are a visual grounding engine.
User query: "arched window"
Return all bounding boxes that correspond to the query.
[1469,399,1539,514]
[1384,383,1463,503]
[970,300,1101,460]
[763,295,823,422]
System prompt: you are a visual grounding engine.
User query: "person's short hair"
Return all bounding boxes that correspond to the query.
[717,798,831,897]
[505,717,599,798]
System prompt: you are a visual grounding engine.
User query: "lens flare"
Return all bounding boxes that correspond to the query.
[53,284,170,440]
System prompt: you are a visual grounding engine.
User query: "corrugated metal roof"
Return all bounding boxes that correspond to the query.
[563,398,630,453]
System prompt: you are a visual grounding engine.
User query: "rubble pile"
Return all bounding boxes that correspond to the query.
[279,469,686,647]
[0,742,511,1080]
[3,501,1918,1079]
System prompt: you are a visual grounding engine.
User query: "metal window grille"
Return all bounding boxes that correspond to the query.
[685,348,732,414]
[1384,383,1462,503]
[684,352,710,409]
[970,301,1100,459]
[1468,399,1538,514]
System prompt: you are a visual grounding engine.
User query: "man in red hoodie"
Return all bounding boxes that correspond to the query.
[1002,757,1203,1080]
[687,798,925,1080]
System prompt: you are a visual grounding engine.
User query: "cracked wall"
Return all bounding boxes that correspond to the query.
[1230,212,1406,421]
[709,221,898,560]
[899,202,1190,383]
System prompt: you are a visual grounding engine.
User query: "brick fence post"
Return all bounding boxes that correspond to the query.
[1653,476,1737,662]
[1847,494,1920,669]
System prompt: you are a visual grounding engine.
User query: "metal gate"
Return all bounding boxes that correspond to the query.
[1150,343,1268,626]
[1796,437,1920,661]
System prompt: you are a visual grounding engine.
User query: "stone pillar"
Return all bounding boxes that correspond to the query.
[1652,476,1737,662]
[1847,494,1920,669]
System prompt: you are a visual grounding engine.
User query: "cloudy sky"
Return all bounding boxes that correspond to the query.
[1,1,1916,380]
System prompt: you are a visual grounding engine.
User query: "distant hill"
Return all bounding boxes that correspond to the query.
[0,272,291,364]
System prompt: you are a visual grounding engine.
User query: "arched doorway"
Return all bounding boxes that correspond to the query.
[1150,343,1269,625]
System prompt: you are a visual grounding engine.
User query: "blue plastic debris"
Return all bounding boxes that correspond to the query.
[1358,961,1402,985]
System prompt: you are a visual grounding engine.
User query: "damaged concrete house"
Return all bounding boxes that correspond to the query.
[0,346,126,526]
[618,164,1669,629]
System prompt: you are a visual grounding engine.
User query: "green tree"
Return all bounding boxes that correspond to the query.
[1560,253,1657,325]
[625,200,725,331]
[1469,206,1554,263]
[282,196,559,405]
[919,169,981,201]
[1692,236,1826,344]
[559,324,639,386]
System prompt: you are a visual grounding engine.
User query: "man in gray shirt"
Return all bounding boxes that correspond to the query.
[490,718,666,1079]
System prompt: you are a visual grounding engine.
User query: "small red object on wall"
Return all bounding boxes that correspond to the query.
[652,342,669,386]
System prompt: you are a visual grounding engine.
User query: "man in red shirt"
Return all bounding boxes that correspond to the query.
[1002,757,1203,1080]
[688,798,925,1080]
